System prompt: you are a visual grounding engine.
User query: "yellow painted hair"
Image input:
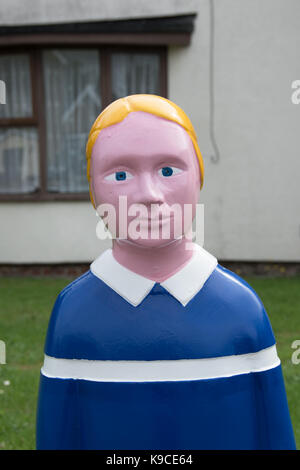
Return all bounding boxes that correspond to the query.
[86,94,204,206]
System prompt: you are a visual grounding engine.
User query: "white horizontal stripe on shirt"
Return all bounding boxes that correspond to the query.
[41,345,280,382]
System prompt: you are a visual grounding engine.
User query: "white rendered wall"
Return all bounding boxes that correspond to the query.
[169,0,300,261]
[0,202,110,264]
[0,0,299,263]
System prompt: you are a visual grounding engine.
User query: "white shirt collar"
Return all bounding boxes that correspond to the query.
[90,243,218,308]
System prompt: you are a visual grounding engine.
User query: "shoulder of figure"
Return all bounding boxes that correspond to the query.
[201,263,276,352]
[44,270,106,357]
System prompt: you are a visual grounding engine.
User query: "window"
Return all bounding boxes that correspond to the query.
[0,47,167,200]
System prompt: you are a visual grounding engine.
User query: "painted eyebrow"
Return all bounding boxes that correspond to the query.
[99,154,141,172]
[104,154,186,169]
[98,150,189,173]
[157,156,188,166]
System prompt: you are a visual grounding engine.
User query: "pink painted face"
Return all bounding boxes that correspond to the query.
[90,111,201,248]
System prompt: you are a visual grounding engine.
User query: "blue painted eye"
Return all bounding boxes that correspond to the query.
[105,171,133,181]
[162,167,173,177]
[159,166,182,177]
[116,171,126,181]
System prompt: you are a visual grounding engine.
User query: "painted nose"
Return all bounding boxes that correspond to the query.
[137,173,164,206]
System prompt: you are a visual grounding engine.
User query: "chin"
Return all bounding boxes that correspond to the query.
[126,235,182,249]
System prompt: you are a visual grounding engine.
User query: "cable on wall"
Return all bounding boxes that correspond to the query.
[209,0,221,164]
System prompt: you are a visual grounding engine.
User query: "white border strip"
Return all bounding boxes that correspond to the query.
[41,345,280,382]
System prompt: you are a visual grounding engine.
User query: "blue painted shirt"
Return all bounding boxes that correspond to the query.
[36,245,296,450]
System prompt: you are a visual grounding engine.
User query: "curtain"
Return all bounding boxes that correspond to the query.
[111,53,160,101]
[0,127,39,193]
[0,54,38,193]
[43,49,101,193]
[0,54,32,119]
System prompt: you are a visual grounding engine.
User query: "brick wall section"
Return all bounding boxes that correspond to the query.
[0,264,89,278]
[0,262,299,278]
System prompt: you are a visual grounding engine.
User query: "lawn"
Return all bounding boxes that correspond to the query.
[0,276,299,450]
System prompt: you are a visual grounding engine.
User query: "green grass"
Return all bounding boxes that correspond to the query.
[0,278,68,450]
[0,276,299,449]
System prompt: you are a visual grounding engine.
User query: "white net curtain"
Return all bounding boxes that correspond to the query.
[0,54,39,193]
[0,127,39,193]
[111,53,160,101]
[0,54,32,119]
[43,49,101,193]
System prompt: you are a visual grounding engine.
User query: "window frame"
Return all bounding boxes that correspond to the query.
[0,44,167,202]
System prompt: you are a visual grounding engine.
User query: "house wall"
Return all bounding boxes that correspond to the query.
[0,0,299,263]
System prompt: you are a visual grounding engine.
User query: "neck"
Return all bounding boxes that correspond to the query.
[112,237,195,283]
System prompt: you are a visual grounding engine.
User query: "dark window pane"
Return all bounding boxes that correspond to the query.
[0,54,32,118]
[0,127,39,193]
[111,53,160,101]
[43,49,101,193]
